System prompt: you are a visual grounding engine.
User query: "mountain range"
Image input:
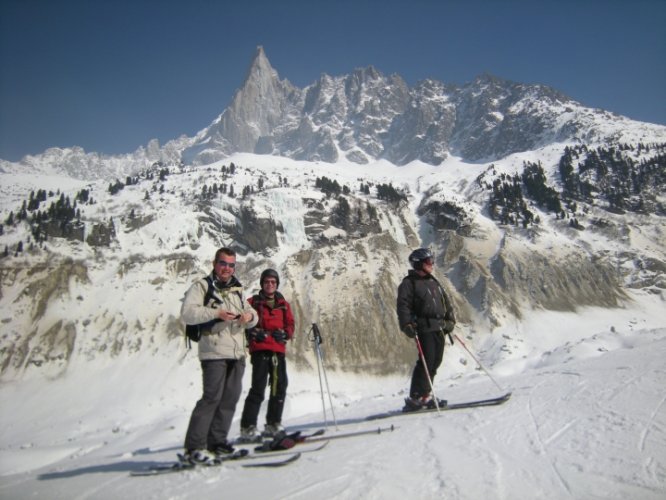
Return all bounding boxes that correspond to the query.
[0,47,664,381]
[2,46,664,179]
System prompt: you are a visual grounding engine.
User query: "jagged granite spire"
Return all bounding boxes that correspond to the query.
[181,47,666,166]
[182,46,300,165]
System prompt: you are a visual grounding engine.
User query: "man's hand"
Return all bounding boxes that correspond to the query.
[272,330,288,344]
[217,310,253,324]
[403,323,417,338]
[237,311,254,325]
[248,328,267,342]
[443,320,455,334]
[218,309,240,321]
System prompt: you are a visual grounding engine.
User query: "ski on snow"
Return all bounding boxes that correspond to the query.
[249,440,330,458]
[290,428,326,443]
[251,428,326,452]
[234,428,325,447]
[265,425,398,445]
[130,436,331,476]
[365,392,512,421]
[130,449,302,476]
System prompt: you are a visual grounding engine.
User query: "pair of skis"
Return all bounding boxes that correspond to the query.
[130,454,303,476]
[131,393,511,476]
[130,426,394,476]
[130,448,309,476]
[130,429,330,476]
[365,391,512,420]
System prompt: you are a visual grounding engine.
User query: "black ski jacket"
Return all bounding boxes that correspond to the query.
[397,270,456,335]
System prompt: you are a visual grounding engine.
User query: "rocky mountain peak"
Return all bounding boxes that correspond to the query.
[245,45,276,82]
[178,48,665,167]
[3,47,665,180]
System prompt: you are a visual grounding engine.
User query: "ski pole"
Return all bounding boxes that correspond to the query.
[303,425,396,444]
[312,329,328,427]
[309,324,339,430]
[315,324,339,430]
[414,335,441,413]
[454,334,505,392]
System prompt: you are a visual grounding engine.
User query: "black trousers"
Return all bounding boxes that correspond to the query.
[240,351,288,428]
[409,330,445,399]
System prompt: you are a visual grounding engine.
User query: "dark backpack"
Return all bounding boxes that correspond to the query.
[184,276,221,347]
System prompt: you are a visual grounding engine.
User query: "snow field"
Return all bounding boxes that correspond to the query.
[0,294,664,499]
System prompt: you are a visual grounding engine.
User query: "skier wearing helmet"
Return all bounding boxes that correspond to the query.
[238,268,295,441]
[397,248,456,411]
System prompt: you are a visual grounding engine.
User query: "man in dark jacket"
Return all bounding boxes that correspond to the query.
[397,248,456,411]
[239,269,295,441]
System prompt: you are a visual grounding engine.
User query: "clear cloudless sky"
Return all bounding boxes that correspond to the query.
[1,0,664,162]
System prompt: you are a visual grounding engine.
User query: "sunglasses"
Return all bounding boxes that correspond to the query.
[216,260,236,268]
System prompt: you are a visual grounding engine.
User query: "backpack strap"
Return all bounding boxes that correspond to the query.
[185,276,221,349]
[203,276,216,306]
[251,294,264,330]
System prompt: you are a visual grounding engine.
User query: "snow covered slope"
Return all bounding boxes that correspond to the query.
[0,297,664,499]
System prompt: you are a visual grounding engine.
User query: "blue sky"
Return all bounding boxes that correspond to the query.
[1,0,664,162]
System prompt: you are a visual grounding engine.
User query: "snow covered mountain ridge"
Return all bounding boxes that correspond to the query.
[1,46,665,180]
[184,46,666,168]
[1,48,665,500]
[0,47,664,383]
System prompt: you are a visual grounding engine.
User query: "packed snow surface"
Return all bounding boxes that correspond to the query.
[0,292,664,499]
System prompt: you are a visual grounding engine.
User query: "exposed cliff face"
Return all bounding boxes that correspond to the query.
[3,148,661,381]
[1,40,665,380]
[0,260,89,374]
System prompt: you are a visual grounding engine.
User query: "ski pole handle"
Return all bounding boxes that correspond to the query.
[310,323,323,345]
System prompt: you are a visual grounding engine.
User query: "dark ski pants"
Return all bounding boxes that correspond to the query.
[184,358,245,450]
[410,330,445,399]
[240,351,288,428]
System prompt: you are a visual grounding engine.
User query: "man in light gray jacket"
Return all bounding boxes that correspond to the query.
[180,247,258,464]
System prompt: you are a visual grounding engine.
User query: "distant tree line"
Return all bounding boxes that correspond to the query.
[488,173,540,227]
[376,183,407,204]
[488,141,666,227]
[316,176,350,197]
[559,143,666,214]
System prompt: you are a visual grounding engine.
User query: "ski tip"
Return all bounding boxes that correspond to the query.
[242,451,302,468]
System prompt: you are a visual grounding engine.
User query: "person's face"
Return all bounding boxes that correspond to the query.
[214,254,236,282]
[421,257,434,273]
[262,277,278,296]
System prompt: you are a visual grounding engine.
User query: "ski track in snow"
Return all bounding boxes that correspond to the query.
[526,378,574,498]
[640,392,666,453]
[1,319,665,499]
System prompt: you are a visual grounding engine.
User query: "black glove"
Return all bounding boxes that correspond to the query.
[403,324,417,338]
[248,328,267,342]
[272,330,288,344]
[442,320,455,334]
